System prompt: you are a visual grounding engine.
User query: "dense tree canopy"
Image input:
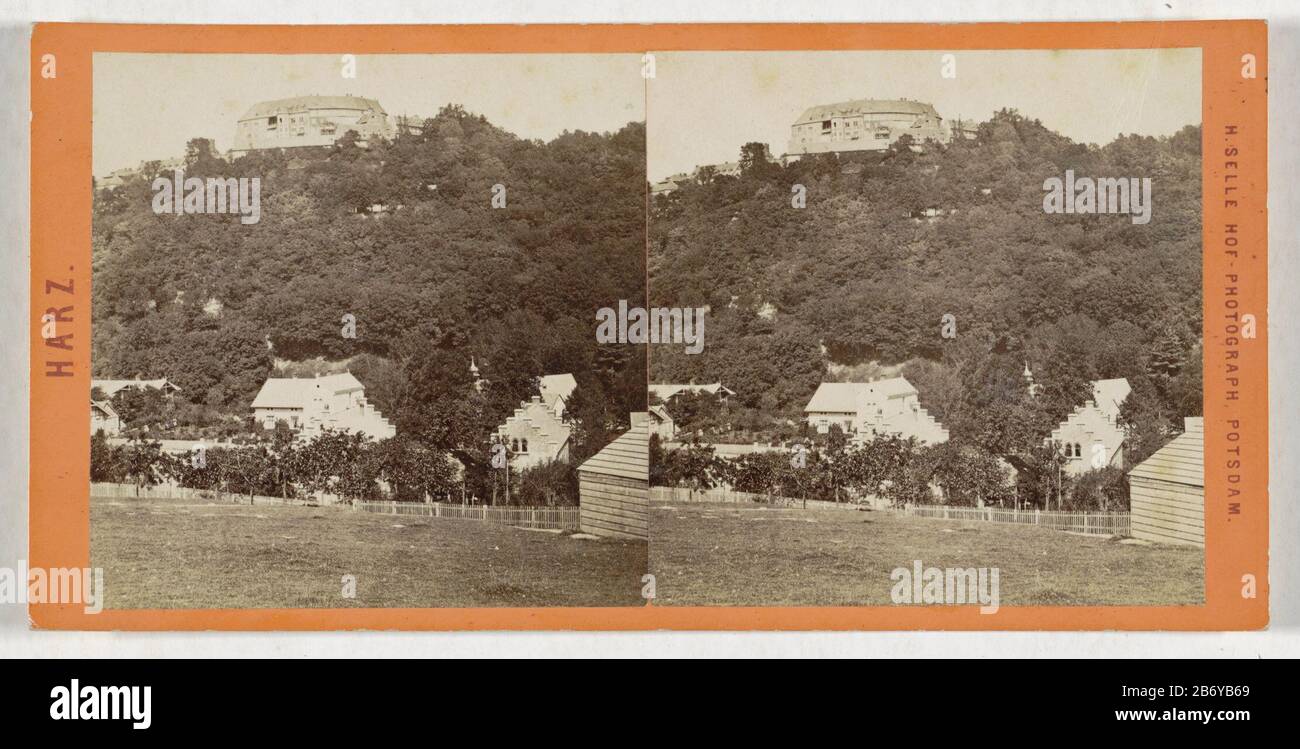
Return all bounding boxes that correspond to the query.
[649,111,1202,442]
[92,107,648,474]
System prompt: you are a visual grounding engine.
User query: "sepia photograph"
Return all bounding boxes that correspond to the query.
[1,0,1286,684]
[645,49,1206,607]
[87,53,650,609]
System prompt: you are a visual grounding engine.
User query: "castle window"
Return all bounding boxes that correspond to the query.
[521,439,529,453]
[267,115,278,129]
[511,439,519,452]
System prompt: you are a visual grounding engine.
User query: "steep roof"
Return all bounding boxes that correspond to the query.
[863,377,919,399]
[648,405,673,423]
[91,400,118,418]
[1130,417,1203,488]
[251,372,365,409]
[504,397,572,451]
[238,96,387,121]
[579,419,648,482]
[92,378,181,397]
[794,99,941,126]
[804,382,863,413]
[648,382,734,401]
[804,378,917,413]
[538,373,578,409]
[1092,378,1132,423]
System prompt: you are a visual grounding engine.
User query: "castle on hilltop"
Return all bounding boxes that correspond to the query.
[98,94,401,187]
[787,98,976,157]
[231,95,394,155]
[651,98,978,196]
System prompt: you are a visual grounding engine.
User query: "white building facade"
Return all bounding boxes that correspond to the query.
[251,372,395,440]
[231,95,394,154]
[803,377,948,445]
[493,374,578,471]
[1048,378,1131,475]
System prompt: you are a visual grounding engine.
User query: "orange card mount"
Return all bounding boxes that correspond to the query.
[30,21,1266,630]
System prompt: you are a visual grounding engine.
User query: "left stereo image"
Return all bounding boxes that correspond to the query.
[86,53,649,609]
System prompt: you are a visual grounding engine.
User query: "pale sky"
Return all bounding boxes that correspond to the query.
[93,53,646,175]
[647,49,1201,180]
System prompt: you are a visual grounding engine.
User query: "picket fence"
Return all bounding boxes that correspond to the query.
[90,481,309,507]
[354,501,582,531]
[902,504,1130,536]
[649,486,855,511]
[92,482,579,530]
[649,486,1129,536]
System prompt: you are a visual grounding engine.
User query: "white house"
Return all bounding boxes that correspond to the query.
[1049,378,1131,475]
[493,373,577,471]
[90,400,122,436]
[91,377,182,398]
[648,382,735,405]
[251,372,395,440]
[494,397,572,471]
[648,404,675,441]
[803,377,948,445]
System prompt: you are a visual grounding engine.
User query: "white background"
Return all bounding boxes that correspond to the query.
[0,0,1295,658]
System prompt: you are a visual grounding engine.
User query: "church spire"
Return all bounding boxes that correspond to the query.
[470,357,483,392]
[1023,361,1040,397]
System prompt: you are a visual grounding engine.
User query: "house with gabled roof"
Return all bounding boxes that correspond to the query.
[648,404,675,441]
[1049,378,1131,475]
[91,400,122,437]
[648,382,735,405]
[803,377,948,445]
[92,377,182,399]
[492,374,578,471]
[251,371,395,440]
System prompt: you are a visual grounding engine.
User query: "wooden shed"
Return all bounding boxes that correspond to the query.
[1129,417,1203,547]
[578,414,649,540]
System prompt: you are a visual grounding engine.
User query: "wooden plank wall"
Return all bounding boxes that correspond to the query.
[579,472,648,540]
[1130,476,1204,547]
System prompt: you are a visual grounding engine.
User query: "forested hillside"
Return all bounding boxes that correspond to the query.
[650,110,1202,464]
[92,105,647,466]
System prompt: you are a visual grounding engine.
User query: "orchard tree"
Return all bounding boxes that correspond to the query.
[121,435,165,495]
